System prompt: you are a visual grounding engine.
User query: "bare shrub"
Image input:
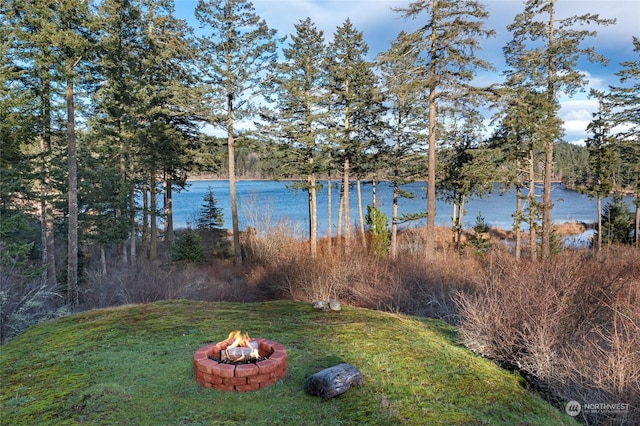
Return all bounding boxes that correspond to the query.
[0,274,67,343]
[455,247,640,424]
[82,257,264,309]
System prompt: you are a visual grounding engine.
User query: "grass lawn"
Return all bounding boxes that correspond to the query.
[0,300,578,425]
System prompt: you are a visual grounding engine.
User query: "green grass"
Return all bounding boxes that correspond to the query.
[0,300,577,425]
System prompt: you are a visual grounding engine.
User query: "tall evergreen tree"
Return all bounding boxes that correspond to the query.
[491,88,558,260]
[326,19,376,251]
[195,0,280,264]
[1,0,66,286]
[91,0,144,264]
[268,18,328,257]
[394,0,495,258]
[131,0,198,260]
[440,103,496,252]
[585,90,617,251]
[378,30,428,258]
[607,37,640,247]
[504,0,614,259]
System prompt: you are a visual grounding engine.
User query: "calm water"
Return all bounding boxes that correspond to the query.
[168,180,633,242]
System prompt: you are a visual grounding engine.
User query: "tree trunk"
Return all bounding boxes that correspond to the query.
[130,188,137,265]
[372,176,377,207]
[390,181,398,259]
[100,245,107,275]
[528,149,537,262]
[308,173,317,257]
[164,174,174,243]
[356,179,365,244]
[634,195,639,248]
[343,158,350,250]
[515,184,522,260]
[425,14,437,259]
[149,171,158,261]
[596,195,602,251]
[141,182,149,256]
[66,79,79,305]
[228,93,242,264]
[39,76,56,285]
[541,0,556,260]
[327,175,332,256]
[337,180,344,245]
[451,200,458,247]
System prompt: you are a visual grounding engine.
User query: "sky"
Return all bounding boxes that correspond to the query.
[174,0,639,144]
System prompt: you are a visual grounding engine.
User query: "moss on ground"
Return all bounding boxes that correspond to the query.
[0,300,577,425]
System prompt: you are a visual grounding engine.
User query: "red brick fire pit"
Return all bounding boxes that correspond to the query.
[193,337,287,391]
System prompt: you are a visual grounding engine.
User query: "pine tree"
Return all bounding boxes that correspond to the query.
[440,103,496,252]
[197,187,224,230]
[326,19,377,251]
[491,88,558,260]
[267,18,328,257]
[1,0,64,286]
[91,0,145,264]
[585,90,617,251]
[394,0,495,258]
[607,37,640,247]
[195,0,280,264]
[599,194,633,246]
[378,30,428,258]
[504,0,614,259]
[136,0,198,260]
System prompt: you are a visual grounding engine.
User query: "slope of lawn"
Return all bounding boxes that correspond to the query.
[0,300,577,425]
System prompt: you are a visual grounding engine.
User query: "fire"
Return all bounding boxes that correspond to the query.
[224,330,260,362]
[227,330,251,348]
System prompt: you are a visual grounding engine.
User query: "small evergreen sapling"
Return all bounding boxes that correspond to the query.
[365,205,389,256]
[197,187,224,230]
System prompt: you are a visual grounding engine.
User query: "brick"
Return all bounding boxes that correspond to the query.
[235,383,260,392]
[269,351,287,363]
[257,359,279,375]
[235,364,259,378]
[247,374,271,384]
[259,340,275,353]
[213,383,235,391]
[203,373,223,385]
[196,359,218,374]
[270,343,286,353]
[211,363,236,378]
[259,378,277,388]
[193,349,210,361]
[223,376,247,386]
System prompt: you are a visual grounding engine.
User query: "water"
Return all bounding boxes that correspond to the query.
[168,180,634,242]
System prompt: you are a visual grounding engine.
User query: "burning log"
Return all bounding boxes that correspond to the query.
[221,341,259,362]
[304,363,363,399]
[221,330,260,362]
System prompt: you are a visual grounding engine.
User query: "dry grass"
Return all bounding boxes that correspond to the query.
[455,247,640,425]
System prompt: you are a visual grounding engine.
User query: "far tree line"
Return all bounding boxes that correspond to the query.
[1,0,639,305]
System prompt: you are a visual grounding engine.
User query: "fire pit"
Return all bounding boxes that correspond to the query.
[193,331,287,391]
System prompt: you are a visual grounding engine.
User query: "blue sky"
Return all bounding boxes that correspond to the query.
[174,0,639,144]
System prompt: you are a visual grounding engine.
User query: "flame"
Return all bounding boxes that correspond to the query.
[226,330,260,360]
[227,330,251,348]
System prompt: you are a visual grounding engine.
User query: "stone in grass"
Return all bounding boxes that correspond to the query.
[311,300,327,310]
[304,363,363,399]
[311,299,341,311]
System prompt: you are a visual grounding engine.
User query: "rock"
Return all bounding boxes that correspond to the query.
[304,363,363,399]
[328,299,341,311]
[311,300,327,310]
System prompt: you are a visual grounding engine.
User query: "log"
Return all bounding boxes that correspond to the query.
[304,363,363,399]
